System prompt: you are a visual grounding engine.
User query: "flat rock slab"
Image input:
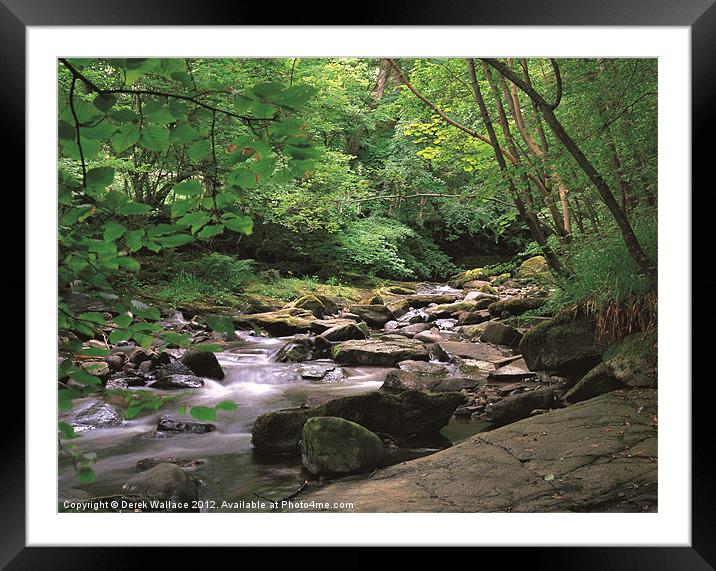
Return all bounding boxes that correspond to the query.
[434,341,511,363]
[332,338,429,367]
[295,389,657,512]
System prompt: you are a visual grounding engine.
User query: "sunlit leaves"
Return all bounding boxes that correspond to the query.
[111,124,140,153]
[139,125,170,152]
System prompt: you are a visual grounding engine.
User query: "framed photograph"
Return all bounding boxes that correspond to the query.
[6,0,708,565]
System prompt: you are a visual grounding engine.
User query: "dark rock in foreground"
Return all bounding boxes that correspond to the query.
[122,463,198,504]
[293,389,658,512]
[151,374,204,390]
[301,417,384,477]
[180,348,225,379]
[484,387,565,425]
[251,390,465,453]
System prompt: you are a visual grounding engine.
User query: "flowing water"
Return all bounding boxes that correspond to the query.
[60,288,492,510]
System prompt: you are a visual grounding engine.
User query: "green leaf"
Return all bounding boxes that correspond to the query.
[132,332,154,348]
[188,139,211,162]
[76,466,96,484]
[103,221,127,242]
[83,121,117,141]
[146,108,175,125]
[136,306,161,321]
[114,314,132,329]
[117,202,152,216]
[215,400,238,412]
[110,108,139,123]
[156,233,195,248]
[206,315,235,336]
[125,229,144,252]
[178,405,187,416]
[58,120,76,140]
[196,224,224,239]
[109,329,131,344]
[170,124,199,144]
[86,167,115,190]
[173,180,204,197]
[118,256,141,271]
[161,331,190,347]
[78,312,106,325]
[190,344,221,352]
[77,347,110,357]
[189,406,217,421]
[93,93,117,113]
[111,124,140,153]
[58,421,79,440]
[223,214,253,235]
[139,125,170,153]
[58,389,82,410]
[125,405,143,419]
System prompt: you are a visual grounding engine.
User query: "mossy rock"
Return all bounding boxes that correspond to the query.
[425,300,478,319]
[488,296,545,317]
[519,317,605,377]
[517,256,552,283]
[301,417,384,476]
[384,285,417,295]
[362,294,385,305]
[287,294,325,318]
[448,267,490,288]
[234,309,317,336]
[492,272,512,285]
[604,330,657,388]
[563,363,625,403]
[478,284,498,295]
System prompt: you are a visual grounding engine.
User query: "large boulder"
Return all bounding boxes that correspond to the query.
[456,309,491,326]
[332,338,428,366]
[275,334,332,362]
[448,268,490,288]
[234,309,317,336]
[488,297,546,318]
[385,299,410,319]
[431,341,510,363]
[301,417,384,477]
[348,305,394,328]
[603,330,657,388]
[563,363,625,403]
[251,390,465,453]
[61,399,124,433]
[151,374,204,390]
[287,295,325,318]
[180,348,225,379]
[403,294,460,308]
[485,388,565,426]
[517,255,551,282]
[122,463,197,504]
[320,322,368,342]
[425,301,478,319]
[393,322,434,338]
[382,360,479,393]
[480,321,523,347]
[519,317,605,378]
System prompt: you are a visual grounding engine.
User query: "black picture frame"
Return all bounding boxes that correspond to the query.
[4,0,708,567]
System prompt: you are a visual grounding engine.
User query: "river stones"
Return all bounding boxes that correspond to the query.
[61,399,124,433]
[383,369,479,393]
[385,299,410,319]
[431,341,510,363]
[403,294,460,308]
[348,305,394,328]
[487,296,546,318]
[80,361,111,381]
[180,348,225,379]
[251,390,465,454]
[392,322,434,338]
[463,290,499,303]
[151,374,204,390]
[122,463,198,504]
[136,457,206,472]
[286,294,326,318]
[425,300,478,319]
[301,417,384,477]
[157,416,216,434]
[275,334,331,362]
[519,317,606,378]
[484,387,565,426]
[320,322,368,342]
[456,309,491,326]
[297,362,347,382]
[234,309,318,336]
[603,330,657,388]
[332,338,428,366]
[479,321,523,347]
[157,359,194,378]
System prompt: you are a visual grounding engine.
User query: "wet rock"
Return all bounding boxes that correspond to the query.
[104,354,125,371]
[320,322,368,342]
[252,407,322,453]
[151,374,204,390]
[332,338,428,366]
[180,348,225,379]
[456,322,492,341]
[137,360,154,374]
[127,347,154,366]
[297,362,346,382]
[397,308,430,324]
[157,416,216,434]
[520,317,605,378]
[157,359,194,378]
[464,290,499,303]
[301,417,384,477]
[394,322,434,338]
[136,457,205,472]
[488,297,546,318]
[61,399,124,433]
[484,388,565,426]
[563,363,625,403]
[122,463,198,504]
[287,294,325,318]
[276,334,332,362]
[348,305,394,328]
[480,321,523,347]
